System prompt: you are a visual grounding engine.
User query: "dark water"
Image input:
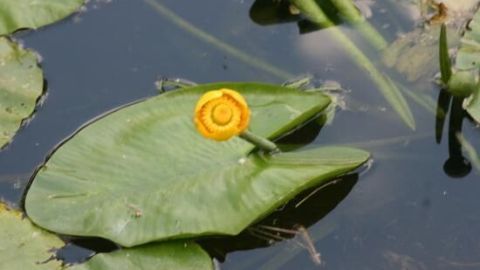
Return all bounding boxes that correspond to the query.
[1,0,480,269]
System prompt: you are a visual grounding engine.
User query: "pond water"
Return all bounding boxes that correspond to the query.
[1,0,480,269]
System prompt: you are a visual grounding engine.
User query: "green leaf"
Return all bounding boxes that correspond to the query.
[439,23,452,84]
[0,203,212,270]
[0,203,64,270]
[70,241,213,270]
[456,133,480,172]
[25,82,369,247]
[0,0,84,35]
[464,87,480,123]
[447,69,478,97]
[0,37,43,149]
[455,10,480,70]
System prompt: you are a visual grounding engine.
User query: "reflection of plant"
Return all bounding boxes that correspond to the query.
[436,23,480,178]
[288,0,415,129]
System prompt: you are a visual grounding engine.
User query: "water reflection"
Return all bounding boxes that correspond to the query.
[435,90,472,178]
[249,0,342,33]
[200,174,358,263]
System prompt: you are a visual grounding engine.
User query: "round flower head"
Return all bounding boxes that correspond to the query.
[194,89,250,141]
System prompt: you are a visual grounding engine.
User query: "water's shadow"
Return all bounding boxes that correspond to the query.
[435,90,472,178]
[200,173,358,261]
[249,0,342,34]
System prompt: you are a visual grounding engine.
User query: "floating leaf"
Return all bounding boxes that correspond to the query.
[464,88,480,122]
[70,241,213,270]
[25,82,369,247]
[0,37,43,149]
[0,0,84,35]
[454,7,480,122]
[0,203,212,270]
[0,203,64,270]
[455,9,480,70]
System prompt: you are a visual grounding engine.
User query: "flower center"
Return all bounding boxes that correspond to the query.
[212,103,233,126]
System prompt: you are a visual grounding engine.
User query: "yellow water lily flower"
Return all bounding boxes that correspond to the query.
[194,88,250,141]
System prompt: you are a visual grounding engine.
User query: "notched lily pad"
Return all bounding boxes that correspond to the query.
[25,82,369,247]
[0,203,64,270]
[0,0,85,35]
[0,37,43,149]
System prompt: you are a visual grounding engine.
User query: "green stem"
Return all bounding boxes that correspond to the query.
[240,131,280,153]
[290,0,415,129]
[144,0,293,80]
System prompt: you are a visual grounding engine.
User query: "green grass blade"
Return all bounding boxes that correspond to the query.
[329,0,387,50]
[439,23,452,84]
[291,0,415,129]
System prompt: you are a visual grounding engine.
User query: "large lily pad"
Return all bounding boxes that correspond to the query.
[0,203,64,270]
[0,0,84,35]
[0,37,43,149]
[70,241,213,270]
[25,82,369,247]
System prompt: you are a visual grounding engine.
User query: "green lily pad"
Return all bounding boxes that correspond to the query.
[70,241,213,270]
[0,37,43,149]
[0,203,64,270]
[455,8,480,123]
[25,82,369,247]
[464,88,480,122]
[0,203,212,270]
[0,0,84,35]
[455,10,480,70]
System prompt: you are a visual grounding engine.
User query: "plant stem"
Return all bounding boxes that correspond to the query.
[240,131,280,153]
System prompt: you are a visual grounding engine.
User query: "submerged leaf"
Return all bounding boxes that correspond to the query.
[0,37,43,149]
[25,82,369,247]
[0,203,64,270]
[70,241,213,270]
[0,0,84,35]
[456,133,480,172]
[292,0,414,129]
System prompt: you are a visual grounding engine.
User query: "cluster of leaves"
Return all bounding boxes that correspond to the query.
[22,82,369,268]
[443,10,480,123]
[0,2,371,269]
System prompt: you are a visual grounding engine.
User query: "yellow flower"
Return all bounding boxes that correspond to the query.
[194,88,250,141]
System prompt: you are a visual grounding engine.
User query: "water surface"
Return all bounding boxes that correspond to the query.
[1,0,479,269]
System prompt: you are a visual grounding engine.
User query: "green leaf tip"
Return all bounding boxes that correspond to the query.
[439,23,452,84]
